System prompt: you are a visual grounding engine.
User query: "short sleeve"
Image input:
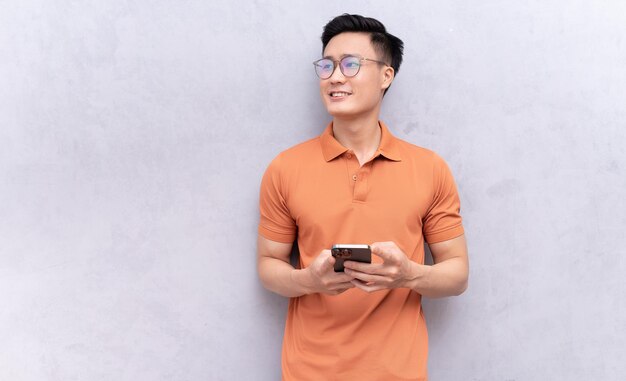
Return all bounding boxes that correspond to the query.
[423,154,464,244]
[258,154,297,243]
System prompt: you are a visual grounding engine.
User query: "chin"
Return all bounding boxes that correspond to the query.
[323,96,379,120]
[327,110,356,119]
[325,103,356,118]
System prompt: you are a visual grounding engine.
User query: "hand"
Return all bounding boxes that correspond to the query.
[300,250,355,295]
[343,241,415,293]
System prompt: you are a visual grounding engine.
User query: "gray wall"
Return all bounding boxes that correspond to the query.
[1,1,625,380]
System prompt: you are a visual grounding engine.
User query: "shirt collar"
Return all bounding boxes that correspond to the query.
[320,120,402,162]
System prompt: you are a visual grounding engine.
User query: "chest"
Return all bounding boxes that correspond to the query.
[286,158,433,233]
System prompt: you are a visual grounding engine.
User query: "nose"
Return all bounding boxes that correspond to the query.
[328,63,346,83]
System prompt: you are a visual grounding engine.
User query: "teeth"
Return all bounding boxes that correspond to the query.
[331,92,350,97]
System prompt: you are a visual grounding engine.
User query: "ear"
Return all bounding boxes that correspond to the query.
[381,66,395,90]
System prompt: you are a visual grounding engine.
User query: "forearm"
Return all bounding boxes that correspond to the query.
[258,256,311,298]
[404,257,468,298]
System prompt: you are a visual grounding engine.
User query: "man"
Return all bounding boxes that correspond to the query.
[257,14,468,380]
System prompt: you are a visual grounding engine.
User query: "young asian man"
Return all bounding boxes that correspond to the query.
[257,14,469,380]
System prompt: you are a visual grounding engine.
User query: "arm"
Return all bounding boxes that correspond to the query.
[257,234,355,297]
[256,234,308,297]
[404,234,468,298]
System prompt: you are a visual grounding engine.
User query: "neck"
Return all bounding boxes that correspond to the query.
[332,112,382,165]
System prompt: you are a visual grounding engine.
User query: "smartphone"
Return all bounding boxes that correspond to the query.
[331,244,372,272]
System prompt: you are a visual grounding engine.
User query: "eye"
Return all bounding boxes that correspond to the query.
[341,57,362,71]
[316,59,333,70]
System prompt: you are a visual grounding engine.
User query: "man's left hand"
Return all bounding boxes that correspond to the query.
[343,241,415,293]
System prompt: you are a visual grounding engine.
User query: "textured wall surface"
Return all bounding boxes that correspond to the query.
[1,1,625,380]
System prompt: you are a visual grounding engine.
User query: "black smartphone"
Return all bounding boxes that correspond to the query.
[331,244,372,272]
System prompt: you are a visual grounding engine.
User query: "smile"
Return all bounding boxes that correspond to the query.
[330,92,352,98]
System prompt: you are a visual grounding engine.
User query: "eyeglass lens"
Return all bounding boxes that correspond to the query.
[315,56,361,79]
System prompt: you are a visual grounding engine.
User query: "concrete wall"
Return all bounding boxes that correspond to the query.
[1,1,625,380]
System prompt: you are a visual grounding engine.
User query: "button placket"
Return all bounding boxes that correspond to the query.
[353,162,372,202]
[344,151,360,194]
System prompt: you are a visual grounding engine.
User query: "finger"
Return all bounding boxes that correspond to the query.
[333,272,356,282]
[345,269,388,284]
[370,242,401,263]
[371,244,392,261]
[350,279,385,293]
[330,281,355,291]
[326,282,354,295]
[326,254,335,267]
[344,261,386,275]
[321,250,335,271]
[337,285,355,293]
[329,286,354,295]
[351,278,375,287]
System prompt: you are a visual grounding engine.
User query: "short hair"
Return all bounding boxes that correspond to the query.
[321,14,404,95]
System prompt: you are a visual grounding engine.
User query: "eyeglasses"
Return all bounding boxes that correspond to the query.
[313,55,388,79]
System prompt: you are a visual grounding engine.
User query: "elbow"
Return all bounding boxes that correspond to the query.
[256,258,271,290]
[454,278,468,296]
[258,275,274,293]
[257,272,269,290]
[453,260,469,296]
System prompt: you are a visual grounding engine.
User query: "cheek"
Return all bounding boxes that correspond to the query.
[319,82,330,99]
[355,79,380,100]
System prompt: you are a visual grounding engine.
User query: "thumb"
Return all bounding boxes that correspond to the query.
[371,243,393,262]
[322,250,335,270]
[326,253,336,267]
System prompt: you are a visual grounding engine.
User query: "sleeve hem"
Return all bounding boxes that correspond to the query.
[425,224,464,244]
[258,225,296,243]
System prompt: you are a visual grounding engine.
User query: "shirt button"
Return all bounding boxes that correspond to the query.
[346,153,352,159]
[352,174,357,181]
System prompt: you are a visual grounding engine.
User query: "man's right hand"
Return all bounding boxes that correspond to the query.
[298,250,355,295]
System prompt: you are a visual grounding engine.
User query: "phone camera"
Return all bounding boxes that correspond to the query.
[332,248,352,259]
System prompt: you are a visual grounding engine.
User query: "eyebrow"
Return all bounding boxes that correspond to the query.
[322,53,362,60]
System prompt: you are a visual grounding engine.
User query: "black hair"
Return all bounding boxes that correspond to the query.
[321,14,404,95]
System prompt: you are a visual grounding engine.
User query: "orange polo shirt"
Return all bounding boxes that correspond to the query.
[258,121,464,381]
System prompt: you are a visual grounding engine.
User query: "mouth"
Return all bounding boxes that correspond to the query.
[329,91,352,98]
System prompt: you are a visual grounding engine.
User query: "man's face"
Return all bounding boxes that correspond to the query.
[319,32,393,120]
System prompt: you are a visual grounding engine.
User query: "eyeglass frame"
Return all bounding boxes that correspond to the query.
[312,55,390,79]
